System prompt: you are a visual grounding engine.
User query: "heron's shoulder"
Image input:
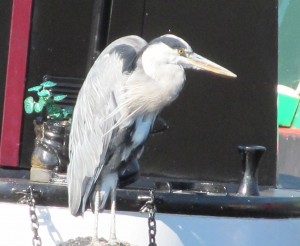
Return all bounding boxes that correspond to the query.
[97,36,146,73]
[102,35,147,56]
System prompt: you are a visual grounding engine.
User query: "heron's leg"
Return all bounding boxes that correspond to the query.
[109,186,117,241]
[93,190,100,241]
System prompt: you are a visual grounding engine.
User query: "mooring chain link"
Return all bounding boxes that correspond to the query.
[13,186,42,246]
[147,203,157,246]
[28,186,42,246]
[139,190,157,246]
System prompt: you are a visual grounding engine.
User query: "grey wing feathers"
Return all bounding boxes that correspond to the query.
[67,35,147,215]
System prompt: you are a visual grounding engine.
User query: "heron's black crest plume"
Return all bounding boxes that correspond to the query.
[149,35,190,50]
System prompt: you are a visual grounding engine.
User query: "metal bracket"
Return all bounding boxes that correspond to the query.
[11,186,42,204]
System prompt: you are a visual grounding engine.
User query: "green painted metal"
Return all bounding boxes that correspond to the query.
[279,0,300,88]
[278,85,299,127]
[278,0,300,128]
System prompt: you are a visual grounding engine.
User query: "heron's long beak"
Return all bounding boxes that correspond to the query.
[188,53,237,78]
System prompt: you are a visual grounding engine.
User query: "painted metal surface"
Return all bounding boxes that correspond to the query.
[0,0,12,133]
[278,127,300,188]
[278,0,300,88]
[19,0,94,168]
[12,1,278,188]
[2,176,300,218]
[0,0,32,166]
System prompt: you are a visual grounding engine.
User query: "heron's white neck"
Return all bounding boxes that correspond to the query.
[123,44,186,120]
[139,45,186,111]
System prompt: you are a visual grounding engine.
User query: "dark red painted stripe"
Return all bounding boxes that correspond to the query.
[0,0,32,166]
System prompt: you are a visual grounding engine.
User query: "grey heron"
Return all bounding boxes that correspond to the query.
[67,34,236,245]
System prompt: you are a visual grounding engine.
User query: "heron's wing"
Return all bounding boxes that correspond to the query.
[67,35,147,215]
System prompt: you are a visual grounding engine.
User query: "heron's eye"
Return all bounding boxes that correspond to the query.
[177,48,185,55]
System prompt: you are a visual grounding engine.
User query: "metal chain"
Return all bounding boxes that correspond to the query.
[148,203,157,246]
[139,190,157,246]
[27,186,42,246]
[13,186,42,246]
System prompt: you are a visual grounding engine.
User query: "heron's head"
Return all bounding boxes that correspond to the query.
[144,34,236,78]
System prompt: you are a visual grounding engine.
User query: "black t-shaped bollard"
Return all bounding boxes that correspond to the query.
[237,145,266,196]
